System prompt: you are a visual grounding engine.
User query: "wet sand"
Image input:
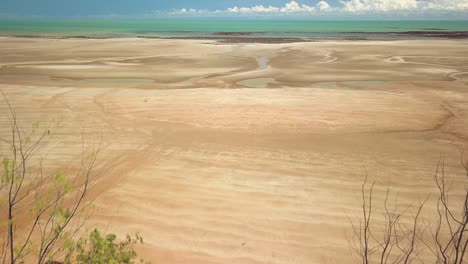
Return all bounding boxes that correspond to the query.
[0,37,468,263]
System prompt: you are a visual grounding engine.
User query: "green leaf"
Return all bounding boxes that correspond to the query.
[64,182,73,192]
[55,172,66,182]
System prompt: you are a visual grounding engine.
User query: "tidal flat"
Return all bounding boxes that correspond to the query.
[0,37,467,263]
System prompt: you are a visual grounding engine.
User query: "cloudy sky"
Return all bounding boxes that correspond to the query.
[1,0,468,18]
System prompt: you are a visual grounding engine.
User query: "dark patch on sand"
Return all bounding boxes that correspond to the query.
[347,31,468,39]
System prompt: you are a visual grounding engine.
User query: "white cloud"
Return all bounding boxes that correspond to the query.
[340,0,418,12]
[421,0,468,10]
[227,5,280,13]
[281,1,315,12]
[171,0,468,16]
[339,0,468,12]
[170,8,211,14]
[226,1,315,13]
[317,1,332,10]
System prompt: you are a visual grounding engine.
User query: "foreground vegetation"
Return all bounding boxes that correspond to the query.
[351,158,468,264]
[0,93,147,263]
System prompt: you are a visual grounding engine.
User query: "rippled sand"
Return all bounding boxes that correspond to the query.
[0,37,467,263]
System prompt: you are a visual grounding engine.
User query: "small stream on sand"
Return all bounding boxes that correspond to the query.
[235,56,270,76]
[180,54,271,86]
[236,56,274,88]
[237,78,275,88]
[255,56,270,72]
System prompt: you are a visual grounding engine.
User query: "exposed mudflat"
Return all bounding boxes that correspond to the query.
[0,37,468,263]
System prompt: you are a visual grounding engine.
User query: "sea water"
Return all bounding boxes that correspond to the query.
[0,19,467,39]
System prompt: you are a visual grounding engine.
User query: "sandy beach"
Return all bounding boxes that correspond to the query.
[1,37,468,263]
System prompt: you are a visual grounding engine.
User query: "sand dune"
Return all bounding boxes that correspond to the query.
[0,37,467,263]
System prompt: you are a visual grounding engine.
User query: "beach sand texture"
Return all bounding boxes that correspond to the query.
[0,37,468,263]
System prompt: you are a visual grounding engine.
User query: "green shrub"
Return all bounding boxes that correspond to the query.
[64,229,148,264]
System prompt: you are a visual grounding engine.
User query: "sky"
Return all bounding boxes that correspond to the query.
[1,0,468,19]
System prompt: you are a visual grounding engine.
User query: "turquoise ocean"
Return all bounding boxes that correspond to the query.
[0,19,467,39]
